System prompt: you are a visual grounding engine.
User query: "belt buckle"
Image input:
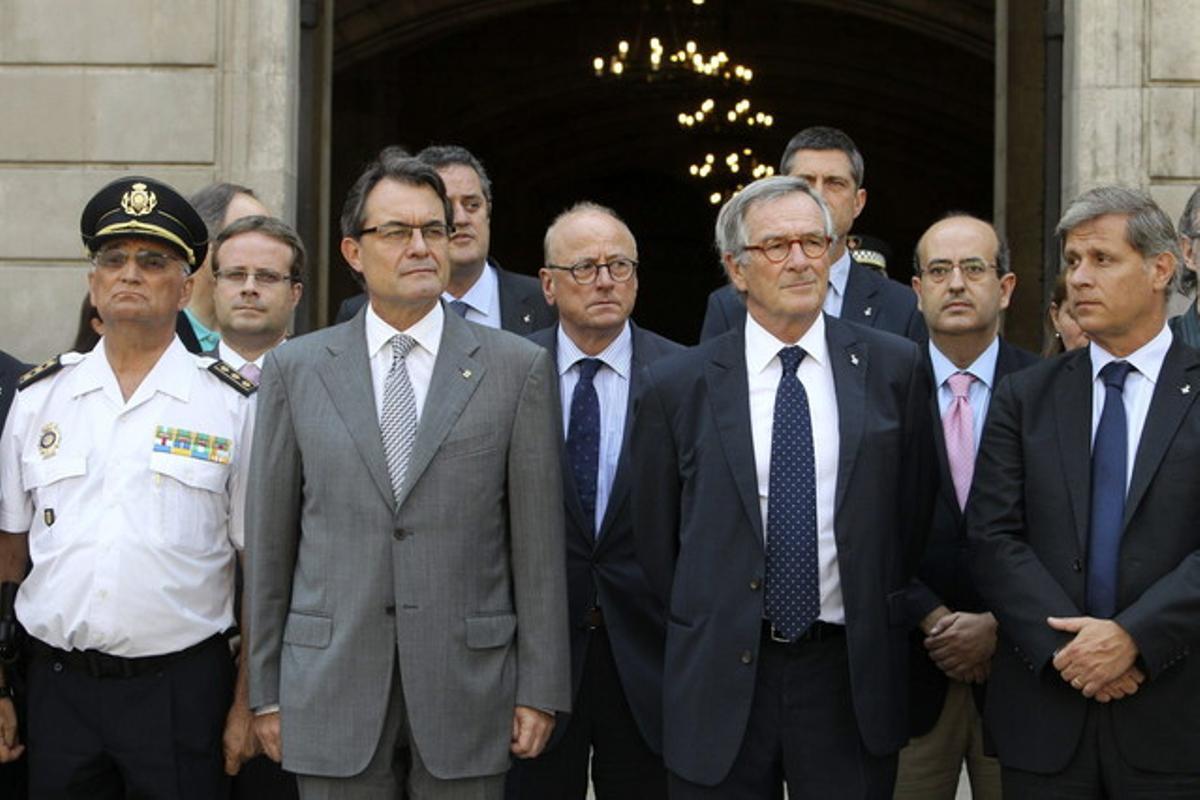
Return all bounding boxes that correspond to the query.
[768,624,792,644]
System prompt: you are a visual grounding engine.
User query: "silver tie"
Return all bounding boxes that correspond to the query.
[380,335,419,500]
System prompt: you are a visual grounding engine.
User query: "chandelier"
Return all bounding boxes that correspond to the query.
[590,3,779,204]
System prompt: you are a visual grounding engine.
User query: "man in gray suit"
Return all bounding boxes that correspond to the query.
[246,152,571,798]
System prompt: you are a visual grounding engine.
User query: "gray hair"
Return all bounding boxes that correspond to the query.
[543,201,632,264]
[339,151,453,239]
[189,183,259,239]
[416,145,493,207]
[779,126,865,188]
[912,211,1011,277]
[715,176,836,268]
[212,215,307,282]
[1056,185,1181,293]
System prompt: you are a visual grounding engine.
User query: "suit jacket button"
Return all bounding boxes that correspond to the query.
[385,604,396,616]
[749,578,761,591]
[740,650,753,665]
[393,528,409,540]
[1071,558,1083,572]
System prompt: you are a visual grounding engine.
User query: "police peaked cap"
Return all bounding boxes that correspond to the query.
[80,176,209,270]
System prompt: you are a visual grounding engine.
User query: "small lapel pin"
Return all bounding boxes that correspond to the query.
[863,307,873,317]
[1182,384,1191,395]
[461,368,473,379]
[522,312,532,324]
[850,353,860,367]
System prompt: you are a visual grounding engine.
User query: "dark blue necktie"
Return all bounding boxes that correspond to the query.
[1087,360,1134,618]
[567,358,602,534]
[448,300,470,318]
[765,346,820,640]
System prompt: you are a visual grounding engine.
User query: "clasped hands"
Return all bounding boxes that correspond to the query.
[1048,616,1143,703]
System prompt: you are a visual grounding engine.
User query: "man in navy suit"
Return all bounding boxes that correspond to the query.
[507,202,681,799]
[896,214,1038,800]
[969,187,1200,796]
[336,146,555,334]
[699,127,924,344]
[631,176,935,798]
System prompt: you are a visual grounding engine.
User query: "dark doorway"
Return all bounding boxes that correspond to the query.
[330,0,995,344]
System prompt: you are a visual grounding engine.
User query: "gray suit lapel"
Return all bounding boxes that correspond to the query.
[395,310,485,510]
[316,312,396,512]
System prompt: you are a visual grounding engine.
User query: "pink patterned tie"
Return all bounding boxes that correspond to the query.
[943,372,976,510]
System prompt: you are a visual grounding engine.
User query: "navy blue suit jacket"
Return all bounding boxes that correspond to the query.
[630,314,936,785]
[699,257,926,344]
[969,340,1200,773]
[905,338,1039,737]
[528,323,683,753]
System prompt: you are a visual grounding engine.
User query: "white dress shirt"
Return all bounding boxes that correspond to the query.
[365,301,444,424]
[443,262,501,329]
[218,340,265,373]
[556,322,633,533]
[0,338,255,657]
[745,312,843,624]
[929,336,1000,451]
[822,250,852,319]
[1089,324,1172,490]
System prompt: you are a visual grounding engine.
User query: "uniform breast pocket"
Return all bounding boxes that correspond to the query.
[147,453,230,554]
[21,456,86,534]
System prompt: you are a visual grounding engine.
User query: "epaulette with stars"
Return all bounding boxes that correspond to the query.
[18,355,66,390]
[208,360,257,397]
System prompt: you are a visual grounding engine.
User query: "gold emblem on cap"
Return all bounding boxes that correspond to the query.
[38,422,61,459]
[121,182,158,217]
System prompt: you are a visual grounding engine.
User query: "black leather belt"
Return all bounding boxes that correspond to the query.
[762,620,845,644]
[31,634,226,679]
[582,607,604,630]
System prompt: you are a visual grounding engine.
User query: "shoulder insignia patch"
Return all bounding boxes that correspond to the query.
[208,360,257,397]
[18,355,64,390]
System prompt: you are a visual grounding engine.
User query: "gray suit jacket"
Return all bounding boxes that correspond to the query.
[246,305,571,779]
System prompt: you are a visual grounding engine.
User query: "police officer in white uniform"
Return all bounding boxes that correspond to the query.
[0,176,256,798]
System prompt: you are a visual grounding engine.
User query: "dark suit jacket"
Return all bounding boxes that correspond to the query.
[0,351,29,428]
[335,262,557,334]
[699,257,927,344]
[175,311,203,353]
[905,339,1039,738]
[528,323,684,754]
[630,315,936,785]
[968,340,1200,774]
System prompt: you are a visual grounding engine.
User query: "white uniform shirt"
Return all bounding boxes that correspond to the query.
[745,312,844,624]
[0,338,255,657]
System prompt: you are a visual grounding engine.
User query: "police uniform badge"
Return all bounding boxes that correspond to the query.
[38,422,61,458]
[120,182,158,217]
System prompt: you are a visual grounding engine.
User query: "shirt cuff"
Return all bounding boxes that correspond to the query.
[254,704,280,716]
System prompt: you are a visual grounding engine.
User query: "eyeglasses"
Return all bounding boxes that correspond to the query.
[215,268,294,286]
[545,258,638,285]
[358,221,451,244]
[92,248,182,272]
[742,235,832,263]
[920,258,998,283]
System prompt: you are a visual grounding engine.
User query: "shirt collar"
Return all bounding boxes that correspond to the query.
[1089,323,1173,386]
[184,307,221,352]
[442,261,498,317]
[745,311,828,375]
[928,336,1001,390]
[217,340,268,371]
[555,321,633,379]
[827,249,851,299]
[67,336,195,403]
[365,299,444,360]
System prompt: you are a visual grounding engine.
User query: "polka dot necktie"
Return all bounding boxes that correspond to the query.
[1087,360,1134,618]
[380,335,419,501]
[765,346,820,641]
[566,358,602,536]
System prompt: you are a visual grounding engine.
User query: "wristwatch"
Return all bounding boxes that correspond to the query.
[0,685,14,699]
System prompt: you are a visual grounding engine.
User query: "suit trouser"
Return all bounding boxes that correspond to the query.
[1001,702,1200,800]
[667,629,896,800]
[893,681,1000,800]
[26,635,233,800]
[504,626,666,800]
[297,658,504,800]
